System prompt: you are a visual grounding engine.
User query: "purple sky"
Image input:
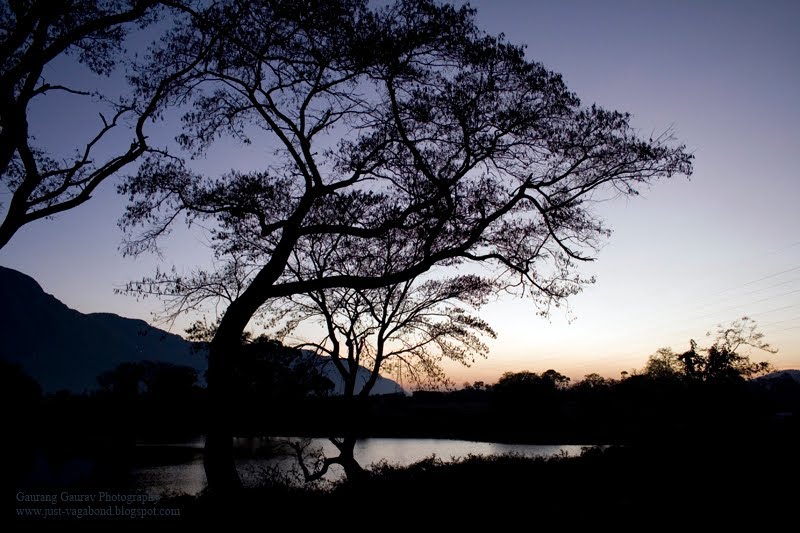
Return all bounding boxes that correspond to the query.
[1,0,798,384]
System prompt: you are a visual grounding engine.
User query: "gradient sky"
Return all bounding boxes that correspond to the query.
[1,0,798,385]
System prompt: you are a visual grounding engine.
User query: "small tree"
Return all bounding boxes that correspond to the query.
[644,317,776,383]
[492,369,568,419]
[271,273,496,481]
[494,369,569,396]
[541,368,571,390]
[577,373,612,390]
[97,360,199,400]
[186,320,336,403]
[643,347,682,380]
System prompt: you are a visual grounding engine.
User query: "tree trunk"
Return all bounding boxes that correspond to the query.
[203,339,242,492]
[201,229,306,492]
[203,301,255,493]
[338,436,367,483]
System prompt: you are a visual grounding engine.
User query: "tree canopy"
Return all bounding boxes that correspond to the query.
[282,271,496,481]
[116,0,693,490]
[642,317,776,383]
[0,0,186,249]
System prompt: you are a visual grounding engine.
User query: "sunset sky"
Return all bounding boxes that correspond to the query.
[1,0,798,385]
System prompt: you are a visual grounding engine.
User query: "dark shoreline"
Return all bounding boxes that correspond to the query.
[14,442,800,529]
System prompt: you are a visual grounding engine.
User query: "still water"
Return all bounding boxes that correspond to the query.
[132,437,588,495]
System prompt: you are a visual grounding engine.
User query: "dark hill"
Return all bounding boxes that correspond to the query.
[0,266,200,393]
[0,266,403,395]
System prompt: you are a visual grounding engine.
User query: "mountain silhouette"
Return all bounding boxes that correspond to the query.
[757,369,800,386]
[0,266,200,393]
[0,266,403,395]
[312,354,405,396]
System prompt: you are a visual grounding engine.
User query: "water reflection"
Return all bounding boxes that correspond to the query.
[131,437,589,496]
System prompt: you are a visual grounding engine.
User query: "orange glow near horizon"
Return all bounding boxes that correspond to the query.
[1,0,797,390]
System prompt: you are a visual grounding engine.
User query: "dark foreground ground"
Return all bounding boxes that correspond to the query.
[9,372,800,529]
[13,431,800,530]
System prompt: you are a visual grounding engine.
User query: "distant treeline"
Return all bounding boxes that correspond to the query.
[3,346,799,447]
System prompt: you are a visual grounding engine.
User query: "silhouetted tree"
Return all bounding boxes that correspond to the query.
[492,369,570,425]
[119,0,692,490]
[467,381,488,391]
[702,316,775,382]
[494,370,535,403]
[188,322,336,400]
[95,360,201,435]
[541,369,571,390]
[644,317,776,383]
[576,373,612,390]
[97,361,145,399]
[0,1,202,248]
[643,347,682,380]
[97,360,199,401]
[1,360,42,490]
[144,361,199,402]
[494,370,565,400]
[187,323,336,435]
[0,359,41,410]
[494,371,543,393]
[237,336,335,401]
[273,272,496,481]
[570,372,616,424]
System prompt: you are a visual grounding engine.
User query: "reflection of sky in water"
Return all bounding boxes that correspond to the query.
[131,438,589,496]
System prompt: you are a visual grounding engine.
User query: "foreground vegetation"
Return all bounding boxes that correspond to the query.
[8,317,798,527]
[15,443,799,529]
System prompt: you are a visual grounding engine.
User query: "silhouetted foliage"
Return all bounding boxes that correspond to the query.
[118,0,692,490]
[644,317,776,384]
[234,336,335,403]
[541,368,571,390]
[97,360,199,401]
[0,0,193,248]
[265,249,496,481]
[1,360,42,494]
[186,324,336,402]
[492,369,569,422]
[494,369,569,397]
[575,373,614,391]
[0,359,42,405]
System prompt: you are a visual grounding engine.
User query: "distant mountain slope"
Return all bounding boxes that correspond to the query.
[0,266,201,393]
[312,354,404,396]
[757,369,800,385]
[0,266,403,395]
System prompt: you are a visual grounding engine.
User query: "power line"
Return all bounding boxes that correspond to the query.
[691,276,800,312]
[620,266,800,336]
[594,238,800,316]
[692,288,800,321]
[747,304,798,318]
[760,316,800,328]
[735,265,800,289]
[764,240,800,256]
[548,252,800,371]
[682,265,800,311]
[627,264,800,327]
[767,325,800,334]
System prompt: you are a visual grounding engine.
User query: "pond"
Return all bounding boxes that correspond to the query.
[131,437,590,495]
